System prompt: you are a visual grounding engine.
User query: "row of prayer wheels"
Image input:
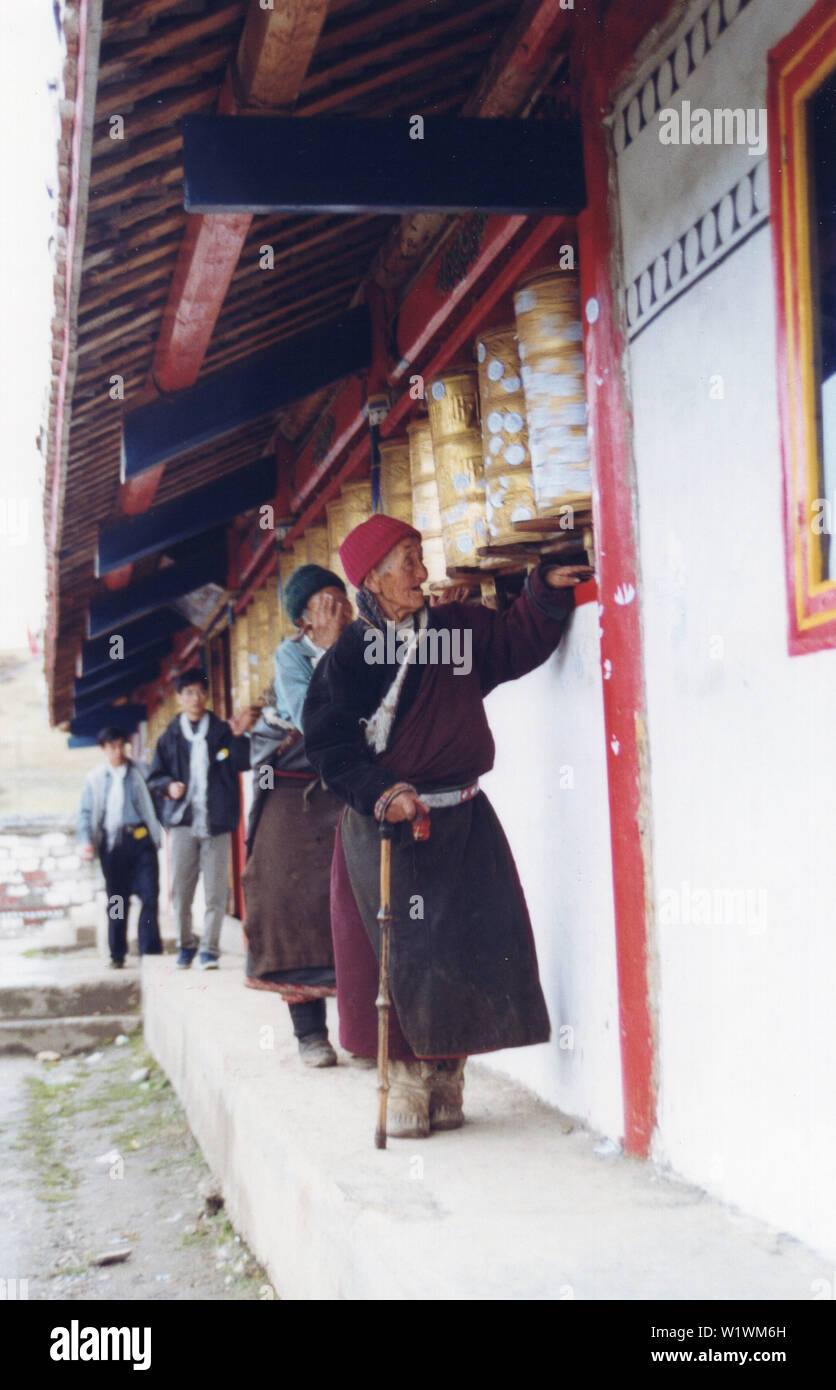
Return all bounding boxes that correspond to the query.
[424,267,591,567]
[276,265,590,621]
[370,265,590,574]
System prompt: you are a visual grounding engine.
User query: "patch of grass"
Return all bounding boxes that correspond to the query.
[19,1028,271,1297]
[180,1227,209,1247]
[22,1077,80,1202]
[96,1081,150,1104]
[176,1210,271,1297]
[25,1076,81,1113]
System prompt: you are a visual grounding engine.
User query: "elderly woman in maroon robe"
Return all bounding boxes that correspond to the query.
[303,513,591,1138]
[243,564,352,1067]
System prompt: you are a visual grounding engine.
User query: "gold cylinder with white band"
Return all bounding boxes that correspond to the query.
[475,323,537,543]
[427,368,487,569]
[513,269,591,516]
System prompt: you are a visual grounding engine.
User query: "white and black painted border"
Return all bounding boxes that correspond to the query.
[613,0,757,156]
[624,156,769,340]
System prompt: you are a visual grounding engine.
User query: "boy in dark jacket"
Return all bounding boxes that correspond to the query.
[77,725,163,968]
[147,669,254,969]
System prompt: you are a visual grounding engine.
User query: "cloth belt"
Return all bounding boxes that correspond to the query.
[417,780,479,809]
[374,778,480,824]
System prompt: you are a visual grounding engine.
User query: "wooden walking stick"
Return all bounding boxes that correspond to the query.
[375,821,394,1149]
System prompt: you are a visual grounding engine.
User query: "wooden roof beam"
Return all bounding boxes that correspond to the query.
[79,608,188,676]
[69,703,147,739]
[118,0,331,529]
[121,307,371,481]
[371,0,576,288]
[149,0,331,397]
[182,114,583,217]
[97,456,277,575]
[75,653,164,707]
[87,546,225,639]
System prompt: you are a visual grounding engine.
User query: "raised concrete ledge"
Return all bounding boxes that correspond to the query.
[0,1013,141,1055]
[142,957,830,1301]
[0,955,140,1020]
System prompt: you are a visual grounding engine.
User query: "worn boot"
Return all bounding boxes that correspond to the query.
[386,1059,432,1138]
[290,999,336,1068]
[297,1031,338,1067]
[429,1058,466,1131]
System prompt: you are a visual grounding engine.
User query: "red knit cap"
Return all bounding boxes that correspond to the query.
[339,513,422,588]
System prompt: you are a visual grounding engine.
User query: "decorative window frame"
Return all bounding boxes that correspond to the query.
[769,0,836,654]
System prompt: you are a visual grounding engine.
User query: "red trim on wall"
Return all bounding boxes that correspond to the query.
[768,0,836,655]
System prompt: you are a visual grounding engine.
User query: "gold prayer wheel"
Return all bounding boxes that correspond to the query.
[407,418,446,586]
[340,477,374,534]
[378,438,413,526]
[256,588,274,695]
[305,523,330,570]
[231,611,250,708]
[277,545,297,639]
[326,498,348,586]
[420,534,447,588]
[340,479,373,603]
[475,324,537,543]
[408,415,437,489]
[513,269,591,516]
[249,591,264,695]
[427,368,487,568]
[265,579,282,663]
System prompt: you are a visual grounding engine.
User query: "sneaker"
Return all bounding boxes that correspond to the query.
[297,1032,337,1068]
[176,947,197,970]
[198,951,219,970]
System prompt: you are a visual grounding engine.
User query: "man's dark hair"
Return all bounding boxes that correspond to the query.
[97,726,128,747]
[175,668,209,693]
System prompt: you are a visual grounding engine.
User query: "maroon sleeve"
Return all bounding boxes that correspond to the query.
[459,566,576,697]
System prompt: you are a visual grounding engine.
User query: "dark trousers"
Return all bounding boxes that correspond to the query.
[288,998,327,1039]
[100,836,162,962]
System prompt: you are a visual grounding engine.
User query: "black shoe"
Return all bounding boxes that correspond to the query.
[109,958,125,970]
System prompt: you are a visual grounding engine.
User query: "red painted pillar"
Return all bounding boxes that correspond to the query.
[576,7,659,1156]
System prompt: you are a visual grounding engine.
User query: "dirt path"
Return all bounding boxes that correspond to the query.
[0,1036,273,1301]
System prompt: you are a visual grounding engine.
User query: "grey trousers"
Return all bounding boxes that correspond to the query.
[168,827,231,953]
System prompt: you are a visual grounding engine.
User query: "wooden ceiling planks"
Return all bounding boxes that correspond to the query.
[48,0,538,720]
[300,0,511,97]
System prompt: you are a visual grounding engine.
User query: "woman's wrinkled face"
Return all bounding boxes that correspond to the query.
[365,538,428,620]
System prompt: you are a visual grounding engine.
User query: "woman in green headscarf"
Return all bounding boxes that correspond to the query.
[242,564,352,1067]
